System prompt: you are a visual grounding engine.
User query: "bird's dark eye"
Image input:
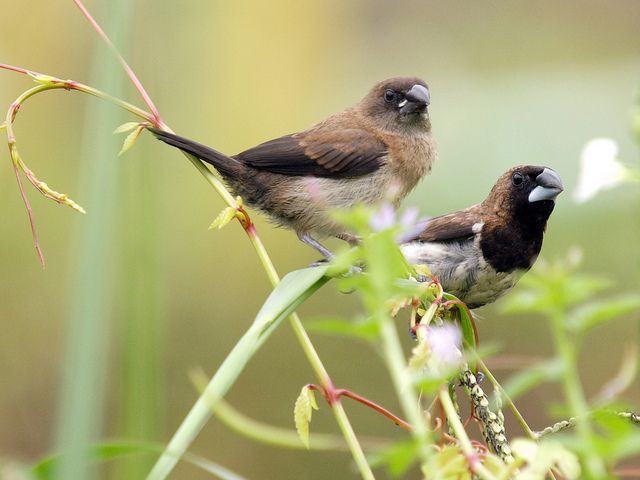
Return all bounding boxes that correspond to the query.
[383,89,396,103]
[512,172,524,186]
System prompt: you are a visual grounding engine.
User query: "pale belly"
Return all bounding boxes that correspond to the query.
[401,239,523,308]
[281,168,411,236]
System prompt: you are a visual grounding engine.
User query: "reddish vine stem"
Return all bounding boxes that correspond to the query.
[307,384,412,431]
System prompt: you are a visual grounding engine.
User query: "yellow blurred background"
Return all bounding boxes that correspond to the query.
[1,1,639,478]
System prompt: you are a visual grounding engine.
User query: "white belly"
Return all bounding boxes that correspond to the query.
[401,239,522,308]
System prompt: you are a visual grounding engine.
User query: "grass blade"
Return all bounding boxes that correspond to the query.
[147,266,329,479]
[53,2,132,479]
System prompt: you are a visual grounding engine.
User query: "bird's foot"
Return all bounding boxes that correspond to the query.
[309,258,329,268]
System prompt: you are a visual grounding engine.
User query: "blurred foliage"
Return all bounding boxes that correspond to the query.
[1,1,640,479]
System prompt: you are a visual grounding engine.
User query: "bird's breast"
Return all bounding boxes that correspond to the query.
[385,132,436,199]
[401,237,522,309]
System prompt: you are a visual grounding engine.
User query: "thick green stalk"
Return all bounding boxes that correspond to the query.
[192,165,373,479]
[53,3,131,478]
[115,139,165,478]
[549,312,607,478]
[379,316,432,466]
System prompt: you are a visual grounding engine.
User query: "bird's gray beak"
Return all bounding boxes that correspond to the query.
[399,84,430,115]
[528,168,564,203]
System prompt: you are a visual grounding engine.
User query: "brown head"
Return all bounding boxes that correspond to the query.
[355,77,431,133]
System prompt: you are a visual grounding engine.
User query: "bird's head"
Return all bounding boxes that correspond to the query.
[358,77,431,132]
[485,165,564,227]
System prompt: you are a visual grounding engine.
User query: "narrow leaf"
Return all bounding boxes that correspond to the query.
[568,295,640,333]
[209,207,236,230]
[443,293,476,351]
[502,359,564,401]
[305,317,379,341]
[30,442,246,480]
[118,125,144,156]
[148,266,329,478]
[294,386,319,449]
[27,72,57,85]
[113,122,140,134]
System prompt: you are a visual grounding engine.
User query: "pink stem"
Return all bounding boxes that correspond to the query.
[12,163,45,267]
[72,0,164,126]
[307,384,412,431]
[0,63,36,76]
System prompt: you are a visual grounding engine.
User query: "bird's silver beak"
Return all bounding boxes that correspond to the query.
[400,84,430,115]
[528,168,564,203]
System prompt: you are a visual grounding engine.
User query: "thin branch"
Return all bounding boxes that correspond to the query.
[72,0,163,124]
[306,384,412,431]
[535,410,640,439]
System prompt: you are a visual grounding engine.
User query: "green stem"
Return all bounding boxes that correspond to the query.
[549,312,607,478]
[192,161,372,477]
[200,395,389,452]
[476,358,558,480]
[379,316,432,466]
[476,357,536,439]
[3,67,372,479]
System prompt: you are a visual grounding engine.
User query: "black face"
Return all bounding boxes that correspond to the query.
[506,166,563,225]
[480,165,563,273]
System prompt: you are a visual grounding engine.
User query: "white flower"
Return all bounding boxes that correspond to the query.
[369,203,396,232]
[369,203,424,241]
[574,138,629,203]
[425,324,463,369]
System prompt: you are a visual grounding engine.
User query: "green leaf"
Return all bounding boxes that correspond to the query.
[305,317,379,341]
[209,207,236,230]
[591,411,640,461]
[568,295,640,333]
[501,290,552,314]
[430,445,472,479]
[27,72,57,85]
[31,442,246,480]
[502,358,564,401]
[368,439,419,477]
[118,125,144,156]
[412,370,452,393]
[511,438,581,479]
[557,275,612,307]
[112,121,140,134]
[443,293,476,351]
[149,266,329,478]
[294,386,319,449]
[253,266,330,334]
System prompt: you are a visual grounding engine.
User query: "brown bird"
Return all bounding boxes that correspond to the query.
[401,166,563,308]
[149,77,436,258]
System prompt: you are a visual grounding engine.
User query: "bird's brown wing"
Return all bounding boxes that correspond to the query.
[235,128,387,178]
[407,209,481,243]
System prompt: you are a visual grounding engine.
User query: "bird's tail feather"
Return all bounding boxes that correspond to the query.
[148,127,241,178]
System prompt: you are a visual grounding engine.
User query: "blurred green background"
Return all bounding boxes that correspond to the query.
[1,1,639,478]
